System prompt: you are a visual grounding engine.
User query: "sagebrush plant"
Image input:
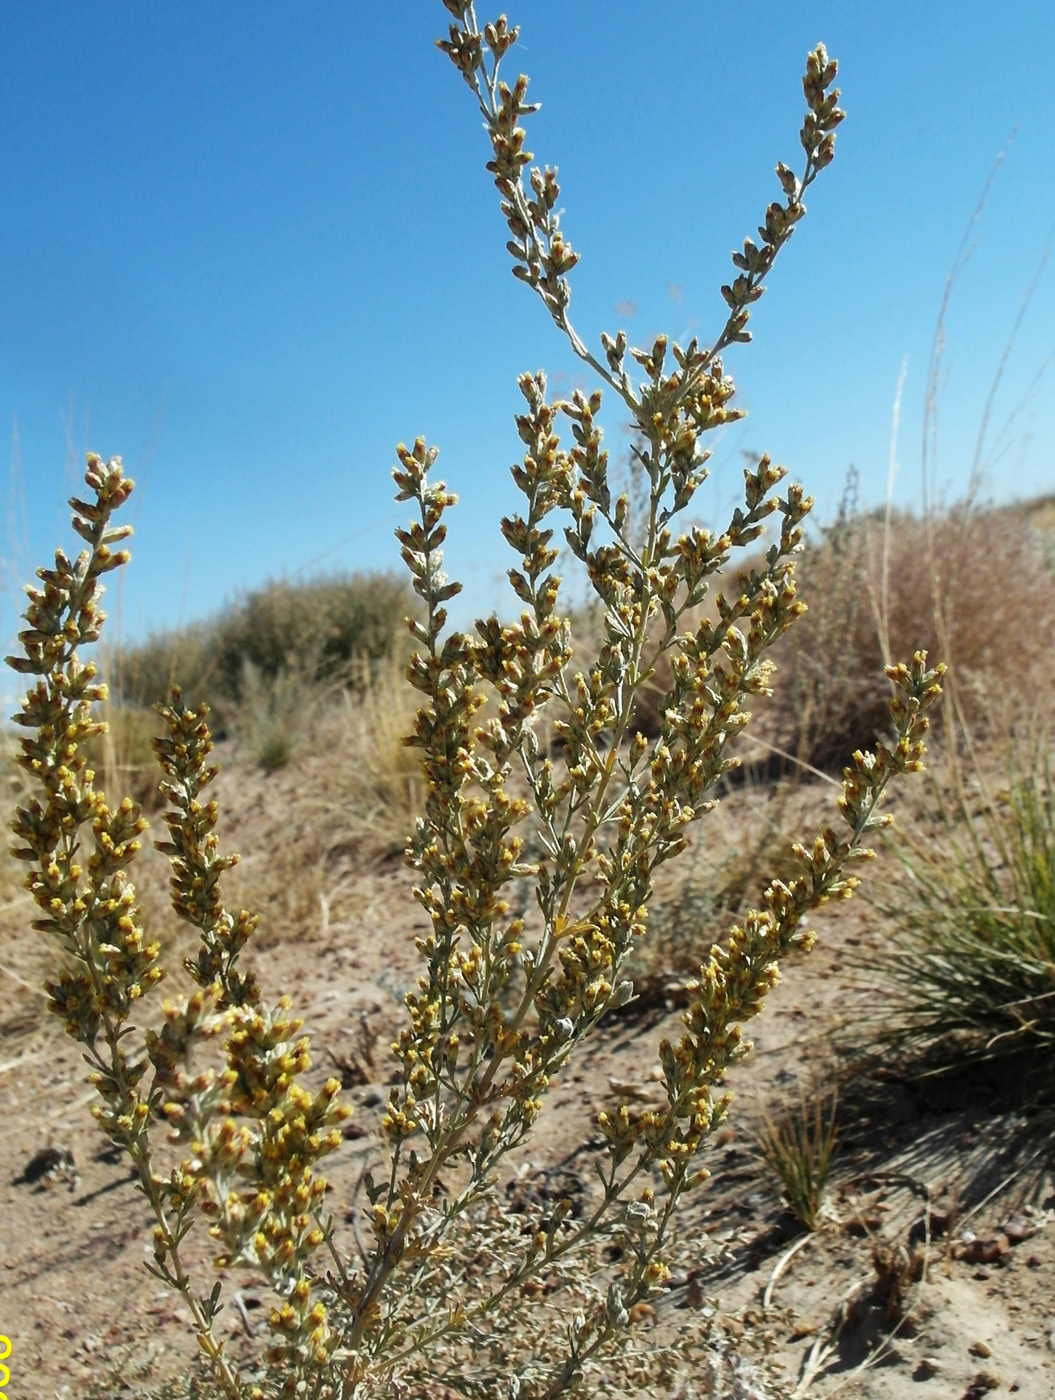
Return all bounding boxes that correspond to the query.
[8,9,944,1398]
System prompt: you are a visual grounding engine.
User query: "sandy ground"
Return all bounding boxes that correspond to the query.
[1,751,1053,1400]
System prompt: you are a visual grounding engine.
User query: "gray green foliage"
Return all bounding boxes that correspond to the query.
[6,8,943,1398]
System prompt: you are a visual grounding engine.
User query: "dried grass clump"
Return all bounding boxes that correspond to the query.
[761,497,1055,773]
[626,494,1055,780]
[307,655,428,859]
[108,572,418,773]
[230,659,325,773]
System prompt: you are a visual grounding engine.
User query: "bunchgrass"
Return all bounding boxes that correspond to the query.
[232,658,315,772]
[755,1088,839,1233]
[871,740,1055,1063]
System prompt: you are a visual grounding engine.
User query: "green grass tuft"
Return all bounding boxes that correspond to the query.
[755,1088,839,1233]
[873,741,1055,1062]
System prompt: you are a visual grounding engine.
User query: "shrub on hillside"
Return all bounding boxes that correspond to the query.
[114,571,417,711]
[108,622,218,712]
[212,571,417,702]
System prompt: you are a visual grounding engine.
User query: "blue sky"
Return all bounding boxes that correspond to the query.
[3,1,1053,651]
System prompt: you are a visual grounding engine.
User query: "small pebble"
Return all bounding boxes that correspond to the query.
[1001,1213,1033,1244]
[962,1231,1009,1264]
[969,1339,993,1358]
[963,1374,1000,1399]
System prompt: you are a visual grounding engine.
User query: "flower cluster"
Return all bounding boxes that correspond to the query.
[8,465,349,1396]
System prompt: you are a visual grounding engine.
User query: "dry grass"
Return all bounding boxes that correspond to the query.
[765,497,1055,770]
[104,623,219,717]
[159,653,429,957]
[84,693,169,809]
[309,653,426,859]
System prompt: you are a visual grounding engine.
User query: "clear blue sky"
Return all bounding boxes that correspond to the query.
[3,1,1053,650]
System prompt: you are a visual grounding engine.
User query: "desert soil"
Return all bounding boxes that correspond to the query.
[1,749,1053,1400]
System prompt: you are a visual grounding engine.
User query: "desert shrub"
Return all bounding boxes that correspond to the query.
[107,622,219,713]
[211,571,416,703]
[628,487,1055,775]
[6,11,942,1398]
[114,571,417,712]
[112,572,418,770]
[636,482,1055,777]
[869,739,1055,1063]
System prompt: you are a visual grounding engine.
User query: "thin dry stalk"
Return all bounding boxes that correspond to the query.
[319,655,428,859]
